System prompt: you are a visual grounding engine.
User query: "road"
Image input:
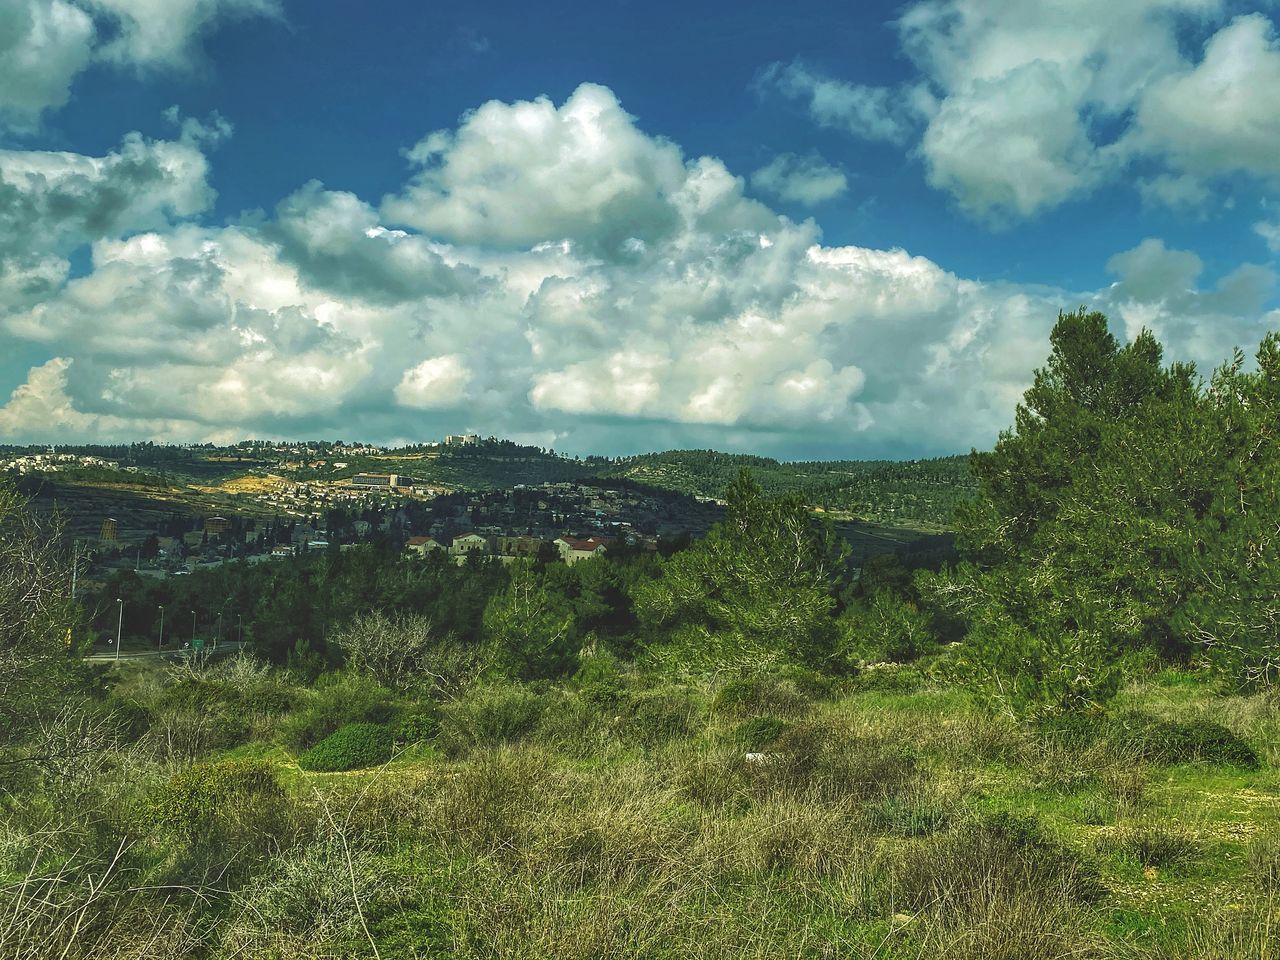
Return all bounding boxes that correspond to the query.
[86,641,248,663]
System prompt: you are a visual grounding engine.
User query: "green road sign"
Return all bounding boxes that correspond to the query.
[192,637,206,652]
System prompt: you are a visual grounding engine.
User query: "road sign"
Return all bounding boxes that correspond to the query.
[192,637,206,652]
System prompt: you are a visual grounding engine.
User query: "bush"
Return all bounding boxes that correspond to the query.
[752,721,921,803]
[148,757,281,834]
[278,672,397,750]
[102,696,153,742]
[298,722,394,772]
[868,784,951,837]
[395,706,440,744]
[1100,822,1200,870]
[894,811,1105,912]
[845,663,928,694]
[712,675,809,718]
[733,715,786,752]
[1111,713,1260,769]
[572,648,628,708]
[436,684,545,757]
[146,757,293,880]
[622,688,698,745]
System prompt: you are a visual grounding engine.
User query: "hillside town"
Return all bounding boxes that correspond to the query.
[61,476,723,580]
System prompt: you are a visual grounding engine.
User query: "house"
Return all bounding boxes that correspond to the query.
[449,533,489,557]
[554,536,610,565]
[405,535,444,557]
[497,536,547,558]
[271,544,294,558]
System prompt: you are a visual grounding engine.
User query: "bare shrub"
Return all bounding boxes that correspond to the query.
[332,609,442,691]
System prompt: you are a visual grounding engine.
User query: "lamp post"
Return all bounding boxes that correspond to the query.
[237,613,243,645]
[157,604,165,651]
[114,598,124,662]
[191,609,197,645]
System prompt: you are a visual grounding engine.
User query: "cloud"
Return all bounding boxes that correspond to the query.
[0,83,1274,455]
[0,356,193,441]
[395,355,472,409]
[1128,14,1280,181]
[751,153,848,206]
[0,0,95,129]
[0,0,279,130]
[0,126,218,308]
[86,0,280,68]
[1102,237,1277,369]
[759,61,922,143]
[381,83,712,257]
[1256,218,1280,253]
[268,181,484,305]
[767,2,1280,221]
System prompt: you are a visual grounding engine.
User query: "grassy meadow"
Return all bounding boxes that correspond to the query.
[2,655,1275,960]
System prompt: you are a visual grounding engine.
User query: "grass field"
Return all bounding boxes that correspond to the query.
[2,660,1275,959]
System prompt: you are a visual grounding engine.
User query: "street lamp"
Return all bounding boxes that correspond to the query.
[157,604,165,651]
[114,598,124,662]
[191,609,197,645]
[237,613,243,645]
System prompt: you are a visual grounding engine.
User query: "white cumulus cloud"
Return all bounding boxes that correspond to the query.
[0,82,1274,454]
[764,1,1280,221]
[751,153,849,206]
[0,0,279,130]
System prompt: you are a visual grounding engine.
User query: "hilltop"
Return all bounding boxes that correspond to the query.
[2,439,975,536]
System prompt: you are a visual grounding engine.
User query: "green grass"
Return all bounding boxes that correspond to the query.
[3,664,1277,959]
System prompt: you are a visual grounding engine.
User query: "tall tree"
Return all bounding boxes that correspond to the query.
[925,309,1280,714]
[635,470,845,672]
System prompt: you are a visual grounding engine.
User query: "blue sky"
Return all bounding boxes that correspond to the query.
[1,0,1278,457]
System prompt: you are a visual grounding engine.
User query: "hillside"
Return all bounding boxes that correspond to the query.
[5,441,976,532]
[602,450,975,529]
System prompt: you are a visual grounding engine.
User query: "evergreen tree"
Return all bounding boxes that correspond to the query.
[925,309,1280,714]
[635,470,845,672]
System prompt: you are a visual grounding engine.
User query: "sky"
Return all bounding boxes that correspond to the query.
[0,0,1278,459]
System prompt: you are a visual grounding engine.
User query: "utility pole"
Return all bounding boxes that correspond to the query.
[157,604,165,651]
[114,598,124,662]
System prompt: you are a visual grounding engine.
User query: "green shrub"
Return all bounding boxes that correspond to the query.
[777,664,835,700]
[1100,822,1200,870]
[395,706,440,744]
[894,811,1105,912]
[623,688,698,745]
[148,758,283,838]
[572,647,628,708]
[753,722,921,803]
[712,675,809,718]
[298,722,394,772]
[436,684,545,756]
[278,672,397,750]
[845,663,928,694]
[869,787,951,837]
[733,715,786,752]
[1112,713,1260,769]
[103,696,153,741]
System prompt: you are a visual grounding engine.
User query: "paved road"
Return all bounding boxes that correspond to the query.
[86,641,248,663]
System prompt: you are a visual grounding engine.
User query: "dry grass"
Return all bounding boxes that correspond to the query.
[1,671,1275,959]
